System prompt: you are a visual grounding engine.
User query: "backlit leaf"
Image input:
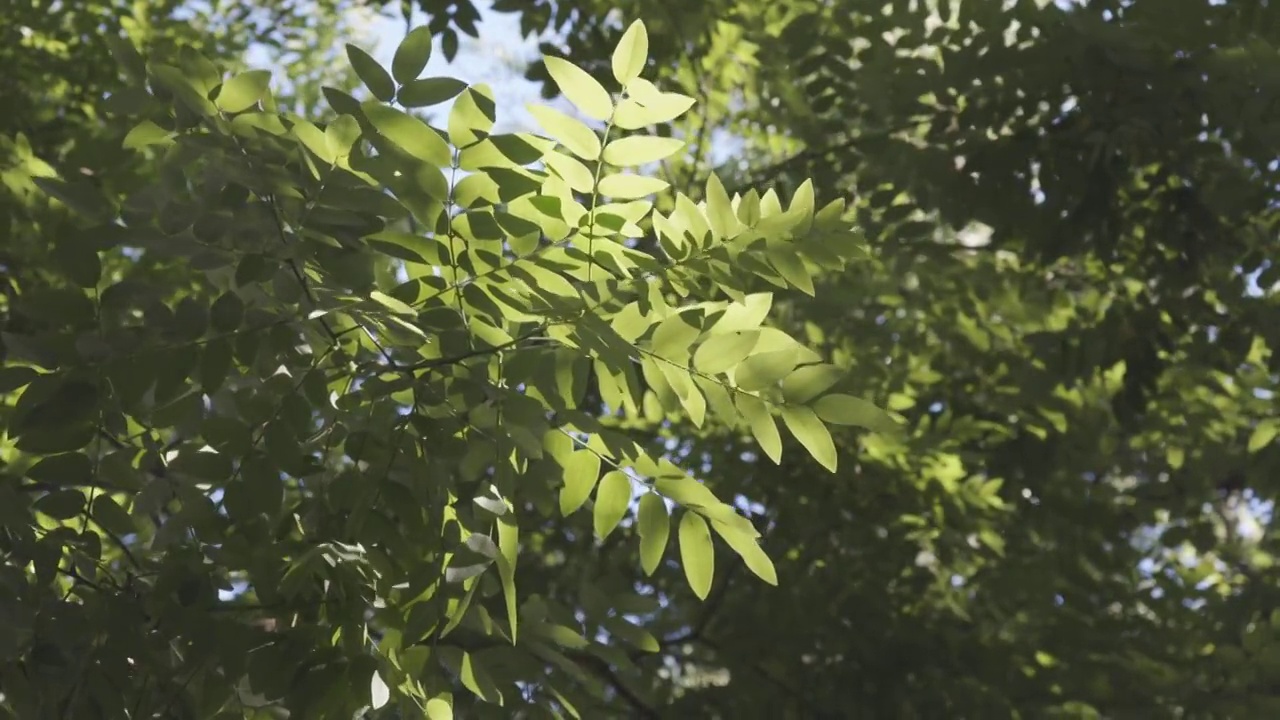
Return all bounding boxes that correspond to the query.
[216,70,271,113]
[528,105,600,160]
[712,520,777,586]
[346,44,395,101]
[781,405,837,472]
[611,20,649,87]
[559,450,601,516]
[678,512,714,600]
[363,101,452,166]
[637,493,669,576]
[736,394,782,464]
[602,135,684,167]
[544,56,613,122]
[813,394,900,432]
[392,26,433,83]
[593,471,631,540]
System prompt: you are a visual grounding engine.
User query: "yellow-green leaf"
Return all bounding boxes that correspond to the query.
[325,114,362,158]
[593,470,632,540]
[781,405,837,472]
[448,84,496,149]
[693,331,759,375]
[346,44,395,101]
[363,102,452,167]
[812,393,900,432]
[612,92,696,130]
[780,363,845,405]
[597,173,668,199]
[678,512,714,600]
[602,135,684,167]
[735,393,782,464]
[1249,420,1278,453]
[544,56,613,122]
[612,20,649,87]
[497,515,519,642]
[528,104,601,160]
[734,347,799,391]
[711,519,777,586]
[559,450,601,516]
[543,151,595,193]
[637,494,668,575]
[216,70,271,113]
[370,291,416,316]
[426,698,453,720]
[123,120,173,150]
[392,26,433,83]
[704,172,739,239]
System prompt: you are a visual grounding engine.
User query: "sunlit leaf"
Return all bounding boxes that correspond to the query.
[678,512,714,600]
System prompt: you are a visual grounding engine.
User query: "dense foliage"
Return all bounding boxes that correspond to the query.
[5,0,1280,718]
[1,9,896,719]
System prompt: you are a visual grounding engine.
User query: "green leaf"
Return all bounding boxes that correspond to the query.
[735,348,799,391]
[91,496,135,536]
[398,77,467,107]
[781,364,845,404]
[25,452,92,487]
[362,101,452,167]
[593,471,632,540]
[325,114,362,158]
[603,616,659,652]
[602,135,684,167]
[370,290,417,316]
[210,292,244,332]
[767,242,814,296]
[448,84,496,149]
[704,173,739,239]
[637,494,669,576]
[1249,420,1278,453]
[693,331,759,375]
[735,394,782,464]
[35,489,84,520]
[812,393,900,432]
[650,314,701,363]
[497,516,519,642]
[611,20,649,87]
[123,120,173,149]
[612,91,696,130]
[543,151,595,192]
[711,519,777,586]
[528,105,600,160]
[678,512,714,600]
[544,56,613,122]
[597,173,668,199]
[781,405,837,472]
[559,450,601,516]
[393,26,433,83]
[346,44,395,101]
[216,70,271,113]
[426,698,453,720]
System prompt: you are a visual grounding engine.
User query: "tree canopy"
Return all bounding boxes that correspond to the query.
[4,0,1280,718]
